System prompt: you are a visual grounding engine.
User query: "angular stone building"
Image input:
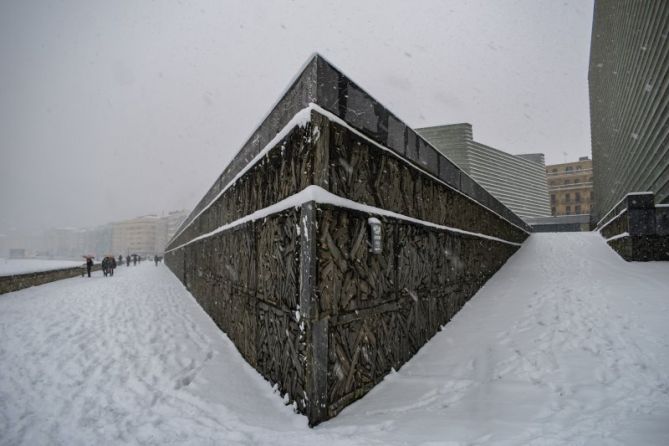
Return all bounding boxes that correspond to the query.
[416,123,551,221]
[165,55,530,425]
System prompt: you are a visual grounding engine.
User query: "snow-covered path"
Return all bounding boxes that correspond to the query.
[1,233,668,445]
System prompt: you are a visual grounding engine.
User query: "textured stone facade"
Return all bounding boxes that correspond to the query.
[165,55,530,425]
[597,192,669,261]
[315,205,517,418]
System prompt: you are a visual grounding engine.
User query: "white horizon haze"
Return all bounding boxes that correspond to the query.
[0,0,594,233]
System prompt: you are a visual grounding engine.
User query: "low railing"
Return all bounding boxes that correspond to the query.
[0,263,102,295]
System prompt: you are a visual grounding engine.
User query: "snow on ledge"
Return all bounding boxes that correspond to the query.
[169,106,314,243]
[170,104,531,247]
[166,186,522,254]
[308,104,530,235]
[596,191,655,227]
[597,208,627,233]
[606,232,629,243]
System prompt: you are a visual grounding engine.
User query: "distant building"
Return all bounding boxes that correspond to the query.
[45,228,86,259]
[165,210,189,242]
[110,210,189,256]
[0,234,6,258]
[82,224,112,257]
[111,215,163,256]
[0,229,44,258]
[416,123,551,220]
[589,0,669,221]
[525,214,591,233]
[546,156,594,217]
[0,210,189,260]
[8,248,26,259]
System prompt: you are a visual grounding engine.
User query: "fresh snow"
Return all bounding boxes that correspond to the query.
[595,191,654,228]
[169,106,314,244]
[597,208,627,233]
[0,259,85,276]
[167,185,521,254]
[1,233,668,445]
[171,102,529,246]
[606,232,629,242]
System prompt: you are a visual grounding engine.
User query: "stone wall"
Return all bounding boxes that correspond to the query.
[166,209,309,412]
[597,193,669,261]
[169,123,320,249]
[312,205,517,419]
[165,54,530,426]
[165,109,527,425]
[0,263,102,295]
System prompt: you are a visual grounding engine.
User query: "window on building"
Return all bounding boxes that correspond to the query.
[551,207,556,216]
[551,194,556,203]
[566,166,573,172]
[564,179,570,185]
[565,193,571,202]
[575,192,581,202]
[575,205,582,214]
[566,206,571,215]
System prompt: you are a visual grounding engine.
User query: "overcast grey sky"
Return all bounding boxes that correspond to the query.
[0,0,594,233]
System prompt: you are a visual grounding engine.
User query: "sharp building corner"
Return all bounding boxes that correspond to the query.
[164,54,531,426]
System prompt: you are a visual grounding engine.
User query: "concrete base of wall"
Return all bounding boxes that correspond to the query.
[607,235,669,261]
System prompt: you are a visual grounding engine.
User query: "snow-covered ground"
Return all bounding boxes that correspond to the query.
[0,258,85,276]
[1,233,668,445]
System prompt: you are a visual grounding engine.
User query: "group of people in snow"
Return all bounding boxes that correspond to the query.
[83,253,161,277]
[101,256,117,277]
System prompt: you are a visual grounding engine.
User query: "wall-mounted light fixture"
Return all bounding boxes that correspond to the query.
[368,217,382,254]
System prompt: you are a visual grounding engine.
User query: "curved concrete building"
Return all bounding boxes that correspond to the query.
[417,123,551,221]
[589,0,669,220]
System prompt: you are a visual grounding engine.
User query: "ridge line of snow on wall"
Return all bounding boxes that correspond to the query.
[165,185,522,254]
[597,208,627,234]
[606,232,630,242]
[596,191,654,227]
[168,106,315,245]
[310,104,530,235]
[168,104,529,250]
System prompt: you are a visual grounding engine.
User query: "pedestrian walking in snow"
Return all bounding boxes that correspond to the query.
[101,257,109,277]
[126,255,131,267]
[85,257,93,278]
[154,255,159,266]
[110,256,117,276]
